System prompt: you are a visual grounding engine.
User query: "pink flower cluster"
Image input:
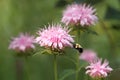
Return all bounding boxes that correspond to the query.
[80,49,113,78]
[35,24,74,50]
[86,59,113,78]
[9,33,35,52]
[61,3,98,26]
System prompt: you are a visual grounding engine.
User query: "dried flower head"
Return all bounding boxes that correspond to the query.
[9,33,35,53]
[86,59,113,78]
[61,3,98,26]
[35,24,74,53]
[80,49,98,63]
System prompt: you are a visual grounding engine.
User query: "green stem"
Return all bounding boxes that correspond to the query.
[76,56,79,80]
[54,55,58,80]
[24,56,30,80]
[15,57,23,80]
[75,28,80,80]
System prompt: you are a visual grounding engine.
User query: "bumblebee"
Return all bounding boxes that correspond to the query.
[73,43,83,53]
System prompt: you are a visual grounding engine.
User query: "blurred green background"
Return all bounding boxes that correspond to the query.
[0,0,120,80]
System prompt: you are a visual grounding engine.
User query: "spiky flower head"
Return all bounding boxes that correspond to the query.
[79,49,98,63]
[9,33,35,53]
[61,3,98,26]
[35,23,74,53]
[86,59,113,79]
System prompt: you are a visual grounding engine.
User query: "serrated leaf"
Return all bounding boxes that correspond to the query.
[59,69,76,80]
[33,49,52,56]
[32,51,44,56]
[86,28,98,35]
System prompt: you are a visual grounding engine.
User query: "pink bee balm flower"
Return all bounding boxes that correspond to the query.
[86,59,113,78]
[80,50,98,63]
[35,24,74,51]
[9,33,35,52]
[61,3,98,26]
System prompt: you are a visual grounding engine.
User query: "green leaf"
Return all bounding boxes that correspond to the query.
[59,69,76,80]
[81,27,98,35]
[33,49,52,56]
[86,28,98,35]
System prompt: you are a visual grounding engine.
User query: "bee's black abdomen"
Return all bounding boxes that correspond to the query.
[76,47,83,53]
[73,43,83,53]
